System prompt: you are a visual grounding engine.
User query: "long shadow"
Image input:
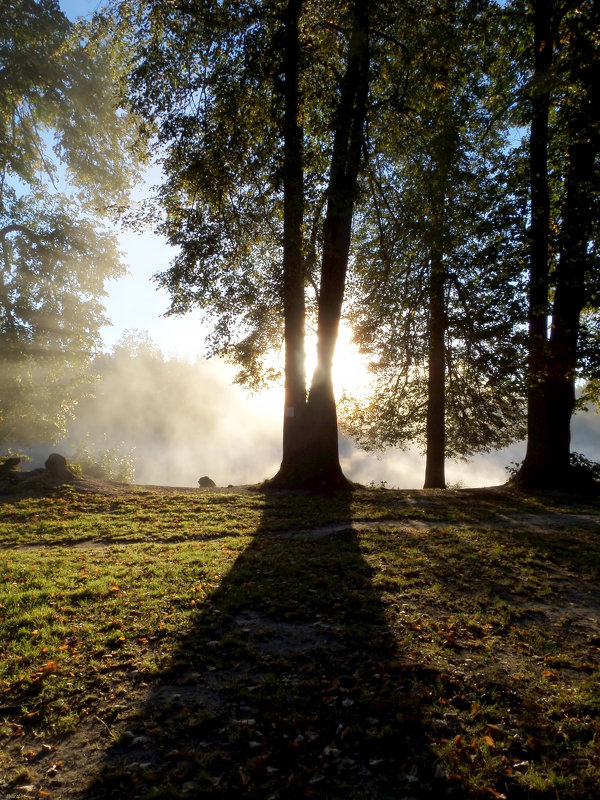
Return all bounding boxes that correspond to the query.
[83,488,448,799]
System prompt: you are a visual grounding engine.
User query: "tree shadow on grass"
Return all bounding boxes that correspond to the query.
[83,488,449,799]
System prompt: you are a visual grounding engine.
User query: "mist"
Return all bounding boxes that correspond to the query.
[16,337,600,489]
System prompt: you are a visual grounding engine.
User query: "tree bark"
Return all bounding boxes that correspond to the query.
[519,0,556,486]
[423,244,447,488]
[273,0,307,485]
[272,0,370,488]
[302,0,370,487]
[543,3,599,485]
[519,0,599,488]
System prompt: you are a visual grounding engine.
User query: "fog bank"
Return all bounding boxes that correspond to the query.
[17,341,600,489]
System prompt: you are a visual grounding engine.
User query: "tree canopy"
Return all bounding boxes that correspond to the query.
[0,1,141,445]
[106,0,600,489]
[4,0,596,489]
[340,0,529,487]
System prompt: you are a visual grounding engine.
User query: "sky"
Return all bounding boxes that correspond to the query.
[48,0,597,489]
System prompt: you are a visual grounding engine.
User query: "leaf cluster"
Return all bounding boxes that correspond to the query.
[0,1,143,447]
[342,0,528,457]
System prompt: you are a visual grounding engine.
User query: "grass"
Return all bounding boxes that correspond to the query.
[0,484,599,798]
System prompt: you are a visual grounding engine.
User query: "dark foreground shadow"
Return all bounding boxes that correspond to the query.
[83,489,448,799]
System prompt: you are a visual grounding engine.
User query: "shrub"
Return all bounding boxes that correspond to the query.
[70,436,136,483]
[507,452,600,490]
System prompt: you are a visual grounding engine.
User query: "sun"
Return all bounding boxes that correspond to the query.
[305,321,371,401]
[334,323,372,399]
[251,322,371,423]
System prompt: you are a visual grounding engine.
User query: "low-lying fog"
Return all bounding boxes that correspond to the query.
[19,337,600,489]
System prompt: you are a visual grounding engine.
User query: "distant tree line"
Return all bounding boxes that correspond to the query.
[1,0,598,491]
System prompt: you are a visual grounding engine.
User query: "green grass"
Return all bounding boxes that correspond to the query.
[0,485,599,798]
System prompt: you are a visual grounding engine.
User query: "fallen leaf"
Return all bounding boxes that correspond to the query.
[239,769,250,787]
[486,723,501,740]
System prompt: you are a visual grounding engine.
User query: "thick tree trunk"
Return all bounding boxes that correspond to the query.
[272,0,307,485]
[423,246,446,489]
[519,0,555,487]
[272,0,370,488]
[303,0,370,487]
[519,0,598,489]
[542,148,591,484]
[543,6,599,485]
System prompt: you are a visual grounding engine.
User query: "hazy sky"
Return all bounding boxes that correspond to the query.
[51,0,596,489]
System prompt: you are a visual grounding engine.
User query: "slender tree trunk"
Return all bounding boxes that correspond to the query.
[423,113,454,490]
[273,0,307,485]
[519,0,555,487]
[423,244,446,488]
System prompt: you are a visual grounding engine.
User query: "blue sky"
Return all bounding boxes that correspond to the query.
[60,0,208,359]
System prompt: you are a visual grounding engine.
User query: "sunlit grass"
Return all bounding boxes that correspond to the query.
[0,485,598,797]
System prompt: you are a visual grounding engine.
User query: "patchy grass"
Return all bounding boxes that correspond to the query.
[0,484,598,799]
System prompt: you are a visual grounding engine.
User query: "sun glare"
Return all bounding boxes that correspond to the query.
[252,322,372,424]
[305,322,372,400]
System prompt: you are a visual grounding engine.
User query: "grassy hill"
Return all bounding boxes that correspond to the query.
[0,483,599,799]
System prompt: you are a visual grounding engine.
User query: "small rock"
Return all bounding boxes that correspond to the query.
[198,475,216,488]
[45,453,75,479]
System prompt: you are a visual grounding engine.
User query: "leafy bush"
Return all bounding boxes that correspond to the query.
[568,451,600,483]
[70,436,136,483]
[0,451,31,469]
[507,452,600,488]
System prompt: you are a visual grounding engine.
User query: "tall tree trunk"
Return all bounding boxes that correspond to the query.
[544,148,593,482]
[277,0,370,488]
[423,113,454,490]
[519,0,555,487]
[423,244,446,488]
[519,0,598,488]
[273,0,307,485]
[543,4,599,485]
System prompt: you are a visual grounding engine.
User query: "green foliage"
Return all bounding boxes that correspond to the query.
[70,435,136,484]
[568,452,600,484]
[342,0,527,461]
[0,1,142,447]
[0,450,30,468]
[118,0,292,383]
[113,0,383,388]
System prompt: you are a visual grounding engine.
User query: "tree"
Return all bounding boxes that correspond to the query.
[276,0,371,486]
[517,0,600,488]
[0,1,141,446]
[340,0,527,487]
[120,0,374,488]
